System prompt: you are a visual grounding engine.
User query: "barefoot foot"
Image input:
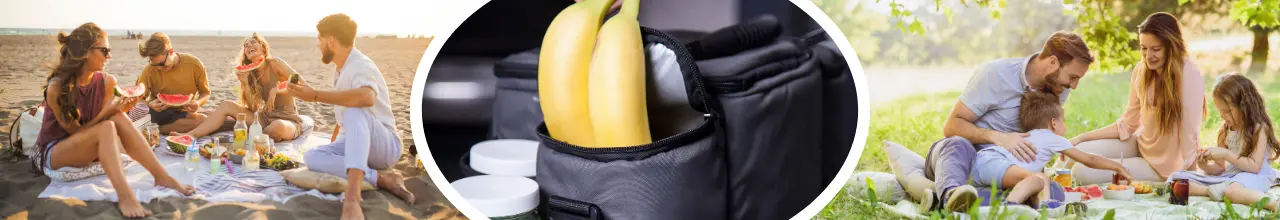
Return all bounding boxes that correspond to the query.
[155,176,195,195]
[118,198,152,218]
[377,172,415,205]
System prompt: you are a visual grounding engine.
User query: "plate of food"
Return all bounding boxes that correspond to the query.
[260,153,301,171]
[162,135,199,157]
[1102,184,1135,201]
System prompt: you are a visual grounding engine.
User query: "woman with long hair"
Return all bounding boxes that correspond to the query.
[1066,12,1207,184]
[31,22,194,218]
[176,33,304,141]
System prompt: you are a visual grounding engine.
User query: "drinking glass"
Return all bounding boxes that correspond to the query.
[145,123,161,147]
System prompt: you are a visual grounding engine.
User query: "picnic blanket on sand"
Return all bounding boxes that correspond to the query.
[37,116,352,203]
[849,172,1280,219]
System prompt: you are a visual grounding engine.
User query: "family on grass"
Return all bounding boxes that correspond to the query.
[884,12,1280,214]
[30,14,412,219]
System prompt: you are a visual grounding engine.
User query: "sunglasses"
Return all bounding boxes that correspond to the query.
[90,46,111,56]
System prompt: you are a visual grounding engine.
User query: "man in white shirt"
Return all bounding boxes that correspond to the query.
[285,13,414,220]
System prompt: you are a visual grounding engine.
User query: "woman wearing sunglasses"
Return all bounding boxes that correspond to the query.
[175,33,304,142]
[32,22,195,218]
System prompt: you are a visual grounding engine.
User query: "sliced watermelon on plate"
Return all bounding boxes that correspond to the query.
[166,135,195,154]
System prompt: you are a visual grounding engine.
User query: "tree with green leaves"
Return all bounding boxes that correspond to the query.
[869,0,1276,74]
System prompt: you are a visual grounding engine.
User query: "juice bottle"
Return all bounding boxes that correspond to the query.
[1053,169,1073,187]
[233,113,248,151]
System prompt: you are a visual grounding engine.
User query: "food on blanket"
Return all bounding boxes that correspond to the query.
[289,73,301,83]
[157,93,194,107]
[281,168,376,193]
[1102,184,1135,200]
[1064,202,1088,216]
[114,83,146,98]
[1053,169,1073,187]
[167,135,195,154]
[1131,182,1155,194]
[1170,179,1190,205]
[236,57,265,72]
[260,153,300,170]
[1067,185,1104,200]
[235,148,247,156]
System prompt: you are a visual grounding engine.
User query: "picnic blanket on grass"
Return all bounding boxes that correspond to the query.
[36,115,353,203]
[849,171,1280,219]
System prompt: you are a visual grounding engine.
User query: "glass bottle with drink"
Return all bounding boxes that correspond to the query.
[248,112,263,151]
[234,113,248,152]
[245,136,263,171]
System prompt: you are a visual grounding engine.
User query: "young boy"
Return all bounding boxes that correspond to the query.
[969,91,1133,207]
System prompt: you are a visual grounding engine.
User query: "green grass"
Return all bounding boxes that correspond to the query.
[823,71,1280,219]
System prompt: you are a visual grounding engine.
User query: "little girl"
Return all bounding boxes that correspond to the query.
[1170,73,1279,211]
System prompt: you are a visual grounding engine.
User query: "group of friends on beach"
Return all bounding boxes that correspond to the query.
[28,14,413,219]
[886,12,1280,214]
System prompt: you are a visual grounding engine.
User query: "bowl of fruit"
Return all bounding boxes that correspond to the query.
[1102,184,1135,201]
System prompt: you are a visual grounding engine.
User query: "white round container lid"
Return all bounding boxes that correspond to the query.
[451,175,540,217]
[469,139,539,177]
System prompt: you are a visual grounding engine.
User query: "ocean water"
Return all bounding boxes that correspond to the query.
[0,28,422,38]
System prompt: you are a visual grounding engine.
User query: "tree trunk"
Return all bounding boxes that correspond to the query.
[1249,26,1273,74]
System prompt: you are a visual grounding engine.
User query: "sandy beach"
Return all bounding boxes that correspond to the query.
[0,35,461,219]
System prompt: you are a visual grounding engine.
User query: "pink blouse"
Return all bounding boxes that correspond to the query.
[1115,59,1206,178]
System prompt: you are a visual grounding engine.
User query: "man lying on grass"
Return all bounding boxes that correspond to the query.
[959,91,1133,208]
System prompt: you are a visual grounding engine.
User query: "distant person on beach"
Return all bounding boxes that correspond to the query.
[174,33,304,141]
[136,32,220,134]
[283,13,414,220]
[32,22,194,219]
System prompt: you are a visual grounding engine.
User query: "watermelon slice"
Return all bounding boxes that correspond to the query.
[236,57,265,72]
[1082,185,1104,200]
[114,83,146,98]
[276,81,289,92]
[158,93,194,107]
[166,135,195,154]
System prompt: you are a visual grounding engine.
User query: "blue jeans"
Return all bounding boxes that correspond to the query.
[924,136,978,201]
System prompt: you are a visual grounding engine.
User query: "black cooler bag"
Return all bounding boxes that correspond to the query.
[484,15,858,220]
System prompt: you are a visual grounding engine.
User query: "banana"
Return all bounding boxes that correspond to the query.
[538,0,615,146]
[587,0,650,146]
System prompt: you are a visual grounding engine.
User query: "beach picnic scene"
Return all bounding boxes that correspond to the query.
[0,2,456,219]
[815,0,1280,219]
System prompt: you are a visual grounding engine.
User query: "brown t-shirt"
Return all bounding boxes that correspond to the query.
[138,53,210,100]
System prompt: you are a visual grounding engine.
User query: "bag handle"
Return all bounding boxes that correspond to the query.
[544,195,604,220]
[685,15,782,60]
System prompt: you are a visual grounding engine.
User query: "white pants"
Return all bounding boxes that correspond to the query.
[304,108,402,184]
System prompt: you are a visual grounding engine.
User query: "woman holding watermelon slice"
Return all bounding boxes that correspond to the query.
[33,23,195,219]
[175,33,304,141]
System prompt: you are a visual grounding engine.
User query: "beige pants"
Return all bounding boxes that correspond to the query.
[1069,138,1164,185]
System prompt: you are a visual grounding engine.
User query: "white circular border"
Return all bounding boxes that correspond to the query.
[409,0,872,219]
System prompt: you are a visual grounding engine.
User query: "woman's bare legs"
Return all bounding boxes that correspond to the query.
[264,120,299,141]
[106,113,194,195]
[177,101,250,137]
[48,120,151,218]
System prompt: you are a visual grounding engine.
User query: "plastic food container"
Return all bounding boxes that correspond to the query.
[452,175,541,220]
[469,139,539,178]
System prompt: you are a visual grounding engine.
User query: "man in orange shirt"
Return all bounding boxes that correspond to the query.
[136,32,220,134]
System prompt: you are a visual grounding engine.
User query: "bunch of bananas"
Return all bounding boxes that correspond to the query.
[540,0,651,148]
